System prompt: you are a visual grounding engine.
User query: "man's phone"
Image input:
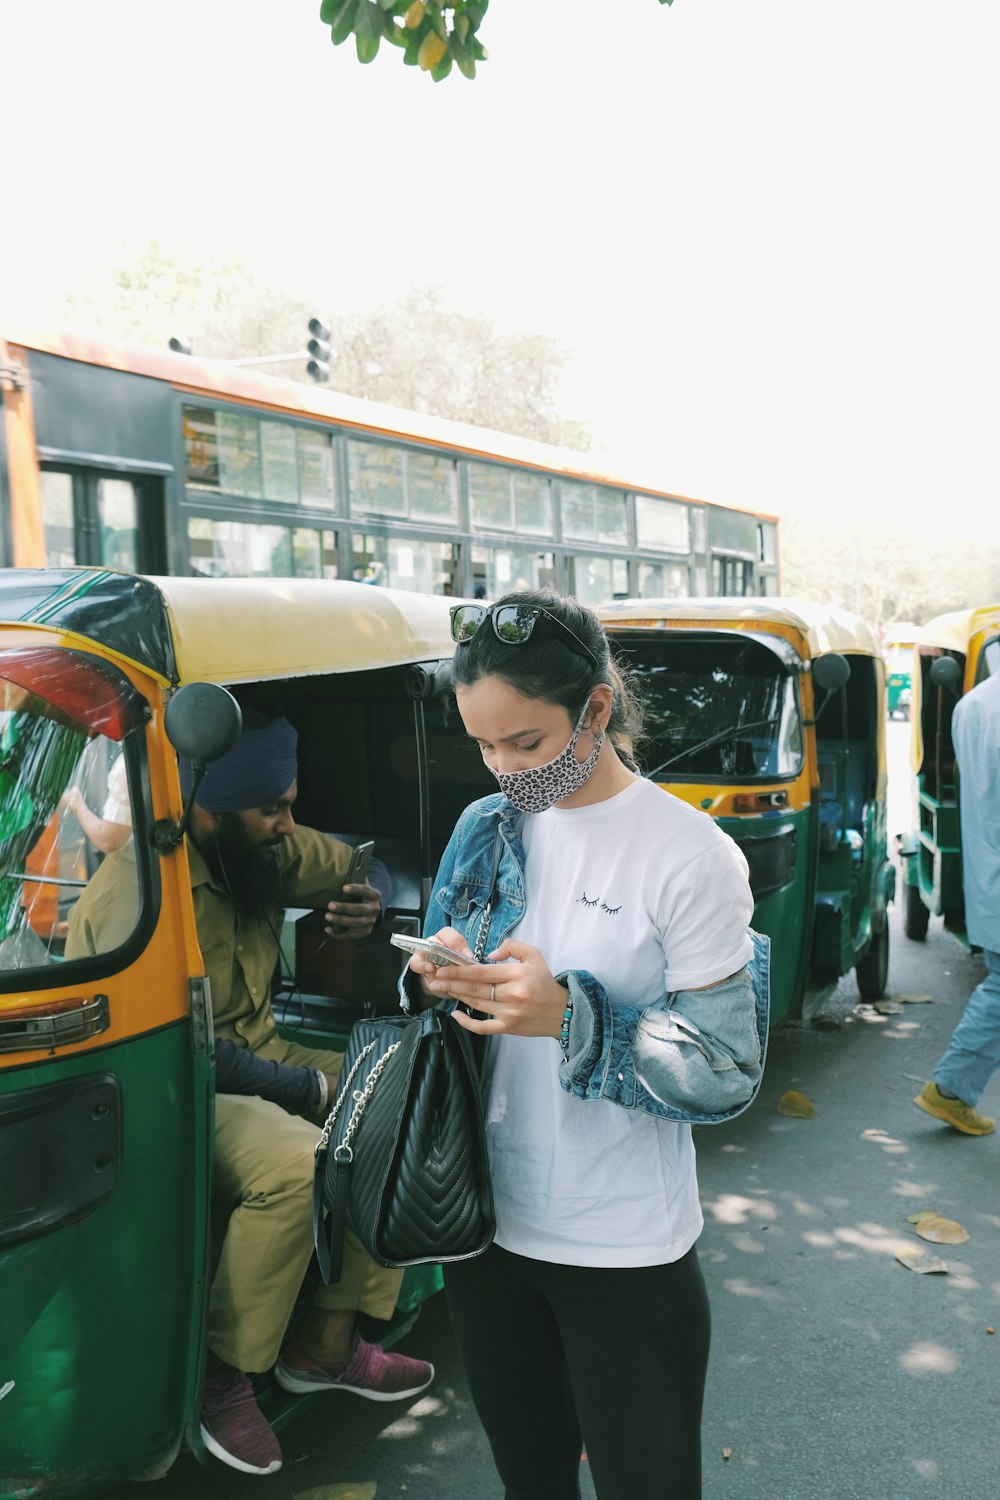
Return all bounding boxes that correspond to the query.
[390,933,471,968]
[344,840,375,886]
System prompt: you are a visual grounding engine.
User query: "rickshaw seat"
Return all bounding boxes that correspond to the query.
[818,742,869,835]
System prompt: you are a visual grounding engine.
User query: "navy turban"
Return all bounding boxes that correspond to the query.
[179,707,298,812]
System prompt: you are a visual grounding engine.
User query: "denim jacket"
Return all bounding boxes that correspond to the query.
[402,792,770,1127]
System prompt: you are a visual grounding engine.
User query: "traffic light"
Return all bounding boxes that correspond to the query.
[169,335,193,355]
[306,318,331,383]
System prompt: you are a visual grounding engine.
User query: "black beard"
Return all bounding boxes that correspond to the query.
[203,813,283,920]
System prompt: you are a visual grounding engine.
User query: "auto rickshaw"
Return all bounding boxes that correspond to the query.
[882,621,919,720]
[0,568,493,1499]
[898,603,1000,942]
[599,599,895,1024]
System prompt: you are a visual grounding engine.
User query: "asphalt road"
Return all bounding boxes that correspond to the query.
[110,721,1000,1499]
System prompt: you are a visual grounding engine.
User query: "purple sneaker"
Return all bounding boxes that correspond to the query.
[275,1335,434,1402]
[200,1362,282,1475]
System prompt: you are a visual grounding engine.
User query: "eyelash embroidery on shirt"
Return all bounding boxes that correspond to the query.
[600,902,621,916]
[578,892,599,907]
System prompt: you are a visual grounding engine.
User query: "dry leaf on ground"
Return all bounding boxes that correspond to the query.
[874,1000,904,1014]
[777,1090,815,1117]
[913,1214,969,1245]
[722,1447,732,1460]
[897,992,934,1004]
[896,1246,949,1274]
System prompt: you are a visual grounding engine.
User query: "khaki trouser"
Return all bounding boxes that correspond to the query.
[208,1038,403,1374]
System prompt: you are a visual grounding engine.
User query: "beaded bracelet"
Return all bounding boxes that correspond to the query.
[558,995,574,1060]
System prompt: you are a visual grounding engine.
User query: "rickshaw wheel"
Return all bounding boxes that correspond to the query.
[903,883,930,941]
[856,921,890,999]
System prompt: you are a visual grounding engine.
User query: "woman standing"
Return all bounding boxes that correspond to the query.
[404,590,768,1500]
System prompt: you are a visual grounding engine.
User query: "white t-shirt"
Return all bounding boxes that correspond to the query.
[101,755,132,828]
[485,776,754,1268]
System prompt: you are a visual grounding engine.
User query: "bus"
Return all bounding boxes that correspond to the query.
[0,328,781,601]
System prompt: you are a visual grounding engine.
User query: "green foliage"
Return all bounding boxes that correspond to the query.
[319,1,674,81]
[320,0,489,80]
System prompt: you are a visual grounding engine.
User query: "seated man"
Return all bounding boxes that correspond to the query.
[67,708,432,1476]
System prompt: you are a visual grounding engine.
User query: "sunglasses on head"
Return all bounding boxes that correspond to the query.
[450,602,600,671]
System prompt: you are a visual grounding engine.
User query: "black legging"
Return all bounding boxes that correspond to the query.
[445,1242,711,1500]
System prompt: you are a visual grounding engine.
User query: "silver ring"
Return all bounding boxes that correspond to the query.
[491,984,496,1005]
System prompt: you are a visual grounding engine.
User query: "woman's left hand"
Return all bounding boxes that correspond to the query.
[427,938,567,1039]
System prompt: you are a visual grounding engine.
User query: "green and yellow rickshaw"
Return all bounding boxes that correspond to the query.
[898,603,1000,942]
[882,621,919,720]
[599,599,895,1024]
[0,568,494,1499]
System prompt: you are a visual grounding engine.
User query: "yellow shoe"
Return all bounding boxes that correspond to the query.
[914,1082,996,1136]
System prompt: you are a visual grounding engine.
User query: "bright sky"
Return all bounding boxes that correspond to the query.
[5,1,999,529]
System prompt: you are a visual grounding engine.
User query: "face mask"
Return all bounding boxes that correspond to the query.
[487,703,604,814]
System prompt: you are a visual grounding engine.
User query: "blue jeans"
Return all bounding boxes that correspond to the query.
[934,949,1000,1107]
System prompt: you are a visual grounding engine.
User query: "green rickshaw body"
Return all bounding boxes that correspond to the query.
[0,569,491,1499]
[599,599,895,1024]
[900,604,1000,943]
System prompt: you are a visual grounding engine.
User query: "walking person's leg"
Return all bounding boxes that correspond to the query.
[446,1246,584,1500]
[916,950,1000,1133]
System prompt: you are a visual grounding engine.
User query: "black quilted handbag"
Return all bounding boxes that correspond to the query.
[312,1005,495,1284]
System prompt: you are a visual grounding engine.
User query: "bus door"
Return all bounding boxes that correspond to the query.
[39,466,166,573]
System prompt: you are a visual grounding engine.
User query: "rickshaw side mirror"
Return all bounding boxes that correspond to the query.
[406,659,453,702]
[165,682,243,763]
[812,653,851,692]
[929,655,962,692]
[156,684,243,853]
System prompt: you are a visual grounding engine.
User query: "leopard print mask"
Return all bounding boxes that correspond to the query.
[487,704,604,814]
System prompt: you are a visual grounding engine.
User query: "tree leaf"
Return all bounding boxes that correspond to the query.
[896,1246,949,1274]
[404,0,425,26]
[914,1214,969,1245]
[418,30,448,69]
[777,1089,815,1118]
[328,0,361,45]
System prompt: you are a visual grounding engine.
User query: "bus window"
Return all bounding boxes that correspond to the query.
[566,555,629,605]
[187,519,338,579]
[712,556,754,596]
[471,546,556,598]
[638,561,690,599]
[40,471,76,566]
[352,535,459,595]
[96,479,140,570]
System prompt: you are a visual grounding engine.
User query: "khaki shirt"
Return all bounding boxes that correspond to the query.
[67,826,353,1052]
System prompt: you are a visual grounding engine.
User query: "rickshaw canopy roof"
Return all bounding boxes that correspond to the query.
[917,604,1000,655]
[0,569,458,686]
[599,597,881,661]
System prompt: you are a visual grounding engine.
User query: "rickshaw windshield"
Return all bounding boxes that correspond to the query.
[0,647,146,975]
[618,633,803,781]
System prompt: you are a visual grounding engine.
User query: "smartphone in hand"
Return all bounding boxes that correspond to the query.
[390,933,470,967]
[344,840,375,886]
